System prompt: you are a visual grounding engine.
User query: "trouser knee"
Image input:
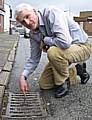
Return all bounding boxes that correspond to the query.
[47,46,60,62]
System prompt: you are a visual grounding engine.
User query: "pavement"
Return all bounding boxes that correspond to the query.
[0,33,19,111]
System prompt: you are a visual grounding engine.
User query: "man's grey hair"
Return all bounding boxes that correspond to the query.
[14,3,34,19]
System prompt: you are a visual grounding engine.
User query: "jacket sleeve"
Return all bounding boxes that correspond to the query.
[22,37,42,78]
[43,8,73,48]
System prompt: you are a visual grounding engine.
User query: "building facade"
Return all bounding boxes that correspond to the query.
[74,11,92,36]
[4,4,10,32]
[0,0,4,32]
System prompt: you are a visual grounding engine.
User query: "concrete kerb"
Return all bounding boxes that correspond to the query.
[0,33,19,114]
[0,86,5,112]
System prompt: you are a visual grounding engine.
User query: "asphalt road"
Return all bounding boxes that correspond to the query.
[7,36,92,120]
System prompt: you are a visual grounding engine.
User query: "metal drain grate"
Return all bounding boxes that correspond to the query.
[2,92,48,119]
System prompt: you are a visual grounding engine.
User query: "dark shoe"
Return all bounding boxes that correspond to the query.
[80,72,90,84]
[75,63,90,84]
[55,78,70,98]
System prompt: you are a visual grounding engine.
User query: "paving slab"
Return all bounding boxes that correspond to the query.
[0,52,9,67]
[0,34,19,41]
[0,48,10,52]
[0,71,10,87]
[0,41,14,49]
[3,61,13,72]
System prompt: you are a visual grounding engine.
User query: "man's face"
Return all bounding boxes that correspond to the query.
[16,9,38,30]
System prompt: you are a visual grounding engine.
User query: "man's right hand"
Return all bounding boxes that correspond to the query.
[19,75,29,93]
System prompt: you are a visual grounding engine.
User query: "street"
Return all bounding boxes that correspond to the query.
[1,35,92,120]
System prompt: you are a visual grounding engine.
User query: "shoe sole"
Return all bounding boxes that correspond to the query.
[55,90,69,98]
[81,73,90,84]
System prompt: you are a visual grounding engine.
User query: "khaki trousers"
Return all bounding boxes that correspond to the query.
[39,42,91,89]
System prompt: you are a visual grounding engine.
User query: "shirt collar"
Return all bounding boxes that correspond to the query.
[37,11,44,26]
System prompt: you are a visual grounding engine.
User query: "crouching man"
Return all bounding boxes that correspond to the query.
[14,3,91,98]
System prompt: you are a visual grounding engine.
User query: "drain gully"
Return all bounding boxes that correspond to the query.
[2,92,48,119]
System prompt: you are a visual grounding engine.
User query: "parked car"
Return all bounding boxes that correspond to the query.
[15,25,25,35]
[24,27,30,38]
